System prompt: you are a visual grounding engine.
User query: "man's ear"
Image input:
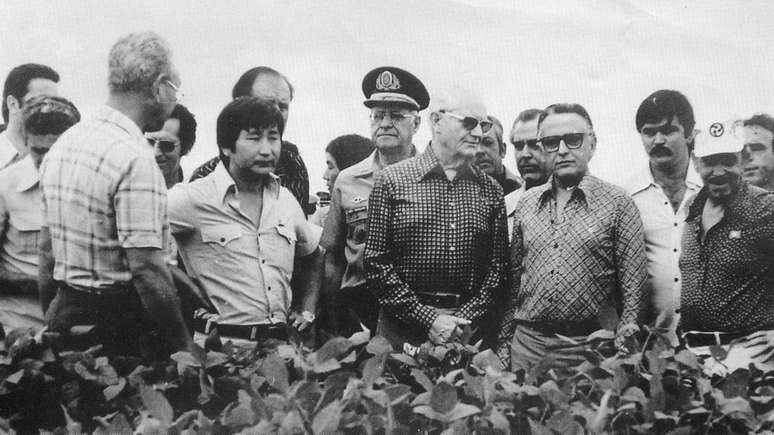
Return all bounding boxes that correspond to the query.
[412,114,422,134]
[499,141,507,158]
[6,95,19,114]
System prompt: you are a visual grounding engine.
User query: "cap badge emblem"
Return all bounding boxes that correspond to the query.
[729,230,741,239]
[709,122,725,137]
[376,70,401,91]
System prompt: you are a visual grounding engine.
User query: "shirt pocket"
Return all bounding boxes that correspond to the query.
[345,206,368,244]
[259,224,297,277]
[9,209,42,253]
[201,224,242,248]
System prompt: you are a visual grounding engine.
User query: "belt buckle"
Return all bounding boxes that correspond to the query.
[250,326,258,340]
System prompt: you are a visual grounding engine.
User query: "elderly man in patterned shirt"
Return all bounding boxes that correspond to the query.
[680,119,774,374]
[497,103,648,370]
[365,87,507,349]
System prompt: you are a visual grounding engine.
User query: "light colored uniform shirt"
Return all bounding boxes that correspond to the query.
[40,105,168,292]
[320,150,386,289]
[628,166,702,333]
[0,155,42,276]
[168,162,317,326]
[0,132,22,170]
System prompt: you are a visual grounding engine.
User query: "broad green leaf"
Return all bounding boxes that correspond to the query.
[471,349,504,371]
[260,354,289,393]
[429,382,457,414]
[279,409,305,434]
[413,403,480,423]
[362,353,386,388]
[366,335,393,355]
[586,329,615,342]
[317,337,353,362]
[139,385,174,426]
[312,399,343,434]
[411,368,434,392]
[348,329,371,347]
[674,349,699,369]
[103,377,127,401]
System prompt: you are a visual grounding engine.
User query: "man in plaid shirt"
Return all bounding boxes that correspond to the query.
[365,87,508,349]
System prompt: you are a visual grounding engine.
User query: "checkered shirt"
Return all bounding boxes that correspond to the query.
[364,145,508,332]
[680,182,774,334]
[498,175,647,346]
[39,105,168,291]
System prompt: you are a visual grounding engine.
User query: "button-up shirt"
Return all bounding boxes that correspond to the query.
[0,155,42,277]
[169,162,317,326]
[680,182,774,334]
[365,146,508,332]
[505,185,526,240]
[629,168,702,329]
[40,105,168,292]
[499,174,647,342]
[321,149,402,289]
[0,132,22,170]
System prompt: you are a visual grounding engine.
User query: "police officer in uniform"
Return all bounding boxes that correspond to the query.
[319,66,429,336]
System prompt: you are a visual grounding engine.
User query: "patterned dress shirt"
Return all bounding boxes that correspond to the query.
[189,140,309,212]
[364,146,508,332]
[498,175,647,345]
[680,182,774,334]
[39,105,168,292]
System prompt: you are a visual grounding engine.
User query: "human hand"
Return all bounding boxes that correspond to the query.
[428,314,471,345]
[290,310,316,332]
[744,330,774,360]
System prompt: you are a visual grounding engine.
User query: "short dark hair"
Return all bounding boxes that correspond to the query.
[232,66,294,100]
[216,97,285,162]
[538,103,594,130]
[513,108,545,126]
[636,90,695,135]
[2,63,60,123]
[23,95,80,136]
[169,104,197,156]
[743,113,774,146]
[325,134,375,170]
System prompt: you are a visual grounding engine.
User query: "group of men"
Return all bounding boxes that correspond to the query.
[0,31,773,374]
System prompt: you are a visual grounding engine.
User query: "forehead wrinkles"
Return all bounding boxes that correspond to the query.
[540,113,588,135]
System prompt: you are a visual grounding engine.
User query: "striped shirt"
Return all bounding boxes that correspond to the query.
[365,146,508,332]
[39,105,168,291]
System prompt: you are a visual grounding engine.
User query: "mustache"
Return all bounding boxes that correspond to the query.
[650,146,672,157]
[707,174,733,185]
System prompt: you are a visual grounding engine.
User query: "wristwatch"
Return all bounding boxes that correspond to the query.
[301,310,316,323]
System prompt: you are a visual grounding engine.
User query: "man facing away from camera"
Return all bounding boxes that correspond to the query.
[39,32,194,358]
[365,87,507,349]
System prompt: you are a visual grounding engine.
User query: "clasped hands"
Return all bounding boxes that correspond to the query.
[428,314,471,345]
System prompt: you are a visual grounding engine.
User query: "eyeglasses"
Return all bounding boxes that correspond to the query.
[538,133,587,152]
[369,111,416,124]
[146,137,179,153]
[164,80,185,101]
[441,111,492,133]
[512,139,539,151]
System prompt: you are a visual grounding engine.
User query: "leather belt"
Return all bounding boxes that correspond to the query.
[416,292,462,309]
[682,331,747,347]
[525,319,600,337]
[192,315,288,341]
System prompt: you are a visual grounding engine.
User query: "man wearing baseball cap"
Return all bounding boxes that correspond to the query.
[680,119,774,374]
[319,67,429,336]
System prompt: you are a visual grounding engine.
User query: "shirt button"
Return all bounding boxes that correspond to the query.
[673,222,678,227]
[450,223,457,229]
[673,248,678,253]
[220,237,226,242]
[261,259,266,264]
[664,202,668,206]
[268,286,272,291]
[673,278,678,283]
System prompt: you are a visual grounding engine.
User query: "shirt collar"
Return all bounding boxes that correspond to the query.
[538,174,598,209]
[13,155,39,192]
[211,161,281,203]
[353,146,419,179]
[630,161,703,195]
[92,105,145,143]
[416,143,478,182]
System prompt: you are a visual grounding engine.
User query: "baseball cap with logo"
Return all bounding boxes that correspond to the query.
[693,119,745,158]
[362,66,430,111]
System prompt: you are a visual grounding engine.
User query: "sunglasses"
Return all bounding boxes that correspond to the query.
[512,139,539,151]
[538,133,587,153]
[147,137,179,153]
[441,111,492,133]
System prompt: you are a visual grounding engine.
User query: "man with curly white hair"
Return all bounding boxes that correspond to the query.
[38,32,194,358]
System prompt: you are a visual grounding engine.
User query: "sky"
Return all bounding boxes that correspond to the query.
[1,0,773,194]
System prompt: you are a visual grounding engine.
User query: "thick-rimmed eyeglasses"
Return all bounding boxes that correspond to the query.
[369,111,416,124]
[441,111,492,133]
[538,133,588,153]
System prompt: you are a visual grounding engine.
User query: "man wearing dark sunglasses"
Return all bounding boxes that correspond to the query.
[628,90,701,345]
[145,104,197,189]
[497,103,647,370]
[679,120,774,375]
[320,67,429,337]
[365,87,507,350]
